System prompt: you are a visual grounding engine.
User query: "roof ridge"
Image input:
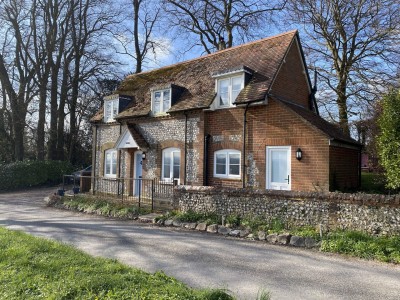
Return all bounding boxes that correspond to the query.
[126,30,298,78]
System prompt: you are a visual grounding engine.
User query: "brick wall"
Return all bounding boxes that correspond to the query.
[174,186,400,236]
[329,145,360,191]
[205,99,331,191]
[205,107,244,188]
[269,39,311,108]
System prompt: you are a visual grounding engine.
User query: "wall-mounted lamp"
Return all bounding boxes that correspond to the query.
[142,152,146,160]
[296,148,302,161]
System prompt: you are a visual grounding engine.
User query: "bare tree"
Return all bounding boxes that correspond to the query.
[0,0,37,161]
[114,0,161,73]
[28,0,73,160]
[0,0,124,163]
[133,0,160,73]
[287,0,400,135]
[163,0,287,54]
[67,0,122,164]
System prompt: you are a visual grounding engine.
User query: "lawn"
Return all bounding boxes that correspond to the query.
[360,172,387,194]
[0,227,232,300]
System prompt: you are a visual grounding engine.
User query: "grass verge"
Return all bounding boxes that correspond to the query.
[50,194,152,219]
[0,227,233,300]
[321,230,400,263]
[360,172,388,194]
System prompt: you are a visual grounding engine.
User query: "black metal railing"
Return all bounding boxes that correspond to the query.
[62,175,176,210]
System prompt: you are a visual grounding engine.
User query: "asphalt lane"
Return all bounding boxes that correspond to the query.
[0,188,399,300]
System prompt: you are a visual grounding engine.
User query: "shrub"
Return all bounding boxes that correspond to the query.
[241,215,269,232]
[225,214,241,227]
[377,89,400,190]
[0,160,73,191]
[174,210,219,224]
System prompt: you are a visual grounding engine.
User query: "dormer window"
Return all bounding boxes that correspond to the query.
[152,89,171,114]
[104,98,119,122]
[103,94,132,123]
[217,75,244,107]
[212,66,252,109]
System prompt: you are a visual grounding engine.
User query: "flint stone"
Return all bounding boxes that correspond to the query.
[258,231,266,241]
[186,223,197,229]
[266,234,278,243]
[164,219,173,226]
[196,223,207,231]
[229,230,241,237]
[218,226,231,235]
[207,224,218,233]
[290,236,305,247]
[305,237,317,248]
[240,229,250,238]
[246,234,255,240]
[173,220,182,227]
[277,233,291,245]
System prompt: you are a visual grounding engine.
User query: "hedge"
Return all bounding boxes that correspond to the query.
[0,160,74,191]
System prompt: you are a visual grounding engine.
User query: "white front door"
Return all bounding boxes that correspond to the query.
[134,151,143,196]
[266,146,291,190]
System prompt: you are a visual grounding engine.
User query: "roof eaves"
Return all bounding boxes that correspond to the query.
[272,96,360,146]
[168,104,210,113]
[116,111,150,120]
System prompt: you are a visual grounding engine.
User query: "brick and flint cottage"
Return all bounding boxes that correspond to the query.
[90,30,361,193]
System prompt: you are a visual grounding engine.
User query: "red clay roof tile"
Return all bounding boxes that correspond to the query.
[110,30,298,120]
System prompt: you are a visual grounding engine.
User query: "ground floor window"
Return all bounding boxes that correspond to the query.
[214,149,241,178]
[162,147,180,181]
[104,149,117,177]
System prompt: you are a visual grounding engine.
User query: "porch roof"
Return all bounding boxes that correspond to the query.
[114,126,149,150]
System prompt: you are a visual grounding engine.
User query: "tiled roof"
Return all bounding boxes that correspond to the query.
[111,30,298,120]
[275,97,361,146]
[127,125,149,150]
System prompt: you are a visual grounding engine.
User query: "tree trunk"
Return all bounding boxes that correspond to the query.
[0,54,25,161]
[11,95,26,161]
[36,84,47,160]
[56,59,70,161]
[68,57,80,164]
[48,66,60,160]
[336,79,350,136]
[133,0,142,73]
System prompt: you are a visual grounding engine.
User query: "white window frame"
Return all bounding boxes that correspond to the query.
[214,149,241,179]
[152,88,171,114]
[104,149,117,178]
[215,74,244,108]
[162,147,180,183]
[103,99,119,123]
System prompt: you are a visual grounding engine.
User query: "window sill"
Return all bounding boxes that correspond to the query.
[213,175,241,180]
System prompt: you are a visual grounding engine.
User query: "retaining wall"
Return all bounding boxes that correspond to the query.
[173,186,400,235]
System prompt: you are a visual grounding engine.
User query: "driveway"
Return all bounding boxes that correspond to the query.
[0,188,399,300]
